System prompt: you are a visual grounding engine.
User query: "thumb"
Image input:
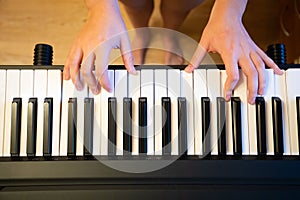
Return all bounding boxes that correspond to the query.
[185,40,208,72]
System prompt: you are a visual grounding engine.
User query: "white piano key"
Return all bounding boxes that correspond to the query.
[74,83,88,156]
[20,70,34,157]
[89,89,101,156]
[168,69,180,155]
[193,69,206,156]
[274,72,290,155]
[0,70,6,156]
[128,71,140,155]
[60,79,74,156]
[264,69,275,155]
[100,70,114,155]
[233,70,249,155]
[47,70,62,156]
[181,71,194,155]
[248,100,257,155]
[286,69,300,155]
[141,69,154,155]
[154,69,167,155]
[220,70,233,155]
[4,70,20,157]
[34,70,47,156]
[115,70,127,155]
[246,71,259,156]
[207,69,221,156]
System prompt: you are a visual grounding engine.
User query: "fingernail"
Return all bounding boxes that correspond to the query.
[76,82,82,90]
[63,73,68,80]
[106,85,113,93]
[225,92,231,101]
[130,69,138,75]
[93,87,99,94]
[259,88,264,95]
[248,97,255,104]
[185,65,194,72]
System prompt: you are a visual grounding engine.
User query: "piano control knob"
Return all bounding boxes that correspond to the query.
[266,43,287,65]
[33,43,53,66]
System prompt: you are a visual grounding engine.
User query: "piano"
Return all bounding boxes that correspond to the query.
[1,63,300,199]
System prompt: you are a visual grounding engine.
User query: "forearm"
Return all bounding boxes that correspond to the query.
[85,0,120,13]
[209,0,248,22]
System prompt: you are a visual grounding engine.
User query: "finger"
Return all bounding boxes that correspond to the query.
[94,44,113,92]
[185,40,208,72]
[81,52,100,95]
[64,45,83,81]
[239,56,258,105]
[222,58,240,102]
[250,51,266,95]
[256,47,283,75]
[120,33,137,74]
[68,48,84,90]
[99,70,113,93]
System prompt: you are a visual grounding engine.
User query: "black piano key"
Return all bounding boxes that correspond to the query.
[272,97,284,156]
[217,97,226,156]
[43,98,53,157]
[10,98,22,157]
[296,96,300,154]
[256,97,267,156]
[201,97,211,156]
[84,98,94,156]
[108,97,117,156]
[139,97,147,154]
[162,97,171,155]
[68,98,77,157]
[123,97,132,155]
[178,97,187,156]
[27,98,37,157]
[231,97,242,156]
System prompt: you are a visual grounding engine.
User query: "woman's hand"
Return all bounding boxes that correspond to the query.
[64,0,136,94]
[186,0,282,104]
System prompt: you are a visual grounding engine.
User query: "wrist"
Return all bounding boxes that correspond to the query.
[209,0,247,23]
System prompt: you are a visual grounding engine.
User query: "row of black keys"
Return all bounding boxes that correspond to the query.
[10,96,300,157]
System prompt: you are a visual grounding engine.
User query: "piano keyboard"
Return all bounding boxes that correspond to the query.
[0,65,300,159]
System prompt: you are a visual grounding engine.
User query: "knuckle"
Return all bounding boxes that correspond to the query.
[247,68,258,79]
[248,86,257,93]
[228,72,239,83]
[95,70,103,79]
[259,72,266,85]
[256,59,265,68]
[259,79,266,89]
[81,67,91,77]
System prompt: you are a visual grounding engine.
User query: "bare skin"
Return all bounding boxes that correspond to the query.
[119,0,154,64]
[64,0,136,95]
[64,0,283,104]
[120,0,204,65]
[160,0,204,65]
[185,0,283,104]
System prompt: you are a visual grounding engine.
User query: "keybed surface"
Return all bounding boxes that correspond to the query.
[0,64,300,159]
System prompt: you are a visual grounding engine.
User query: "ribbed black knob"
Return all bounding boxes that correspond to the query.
[266,43,287,65]
[33,43,53,66]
